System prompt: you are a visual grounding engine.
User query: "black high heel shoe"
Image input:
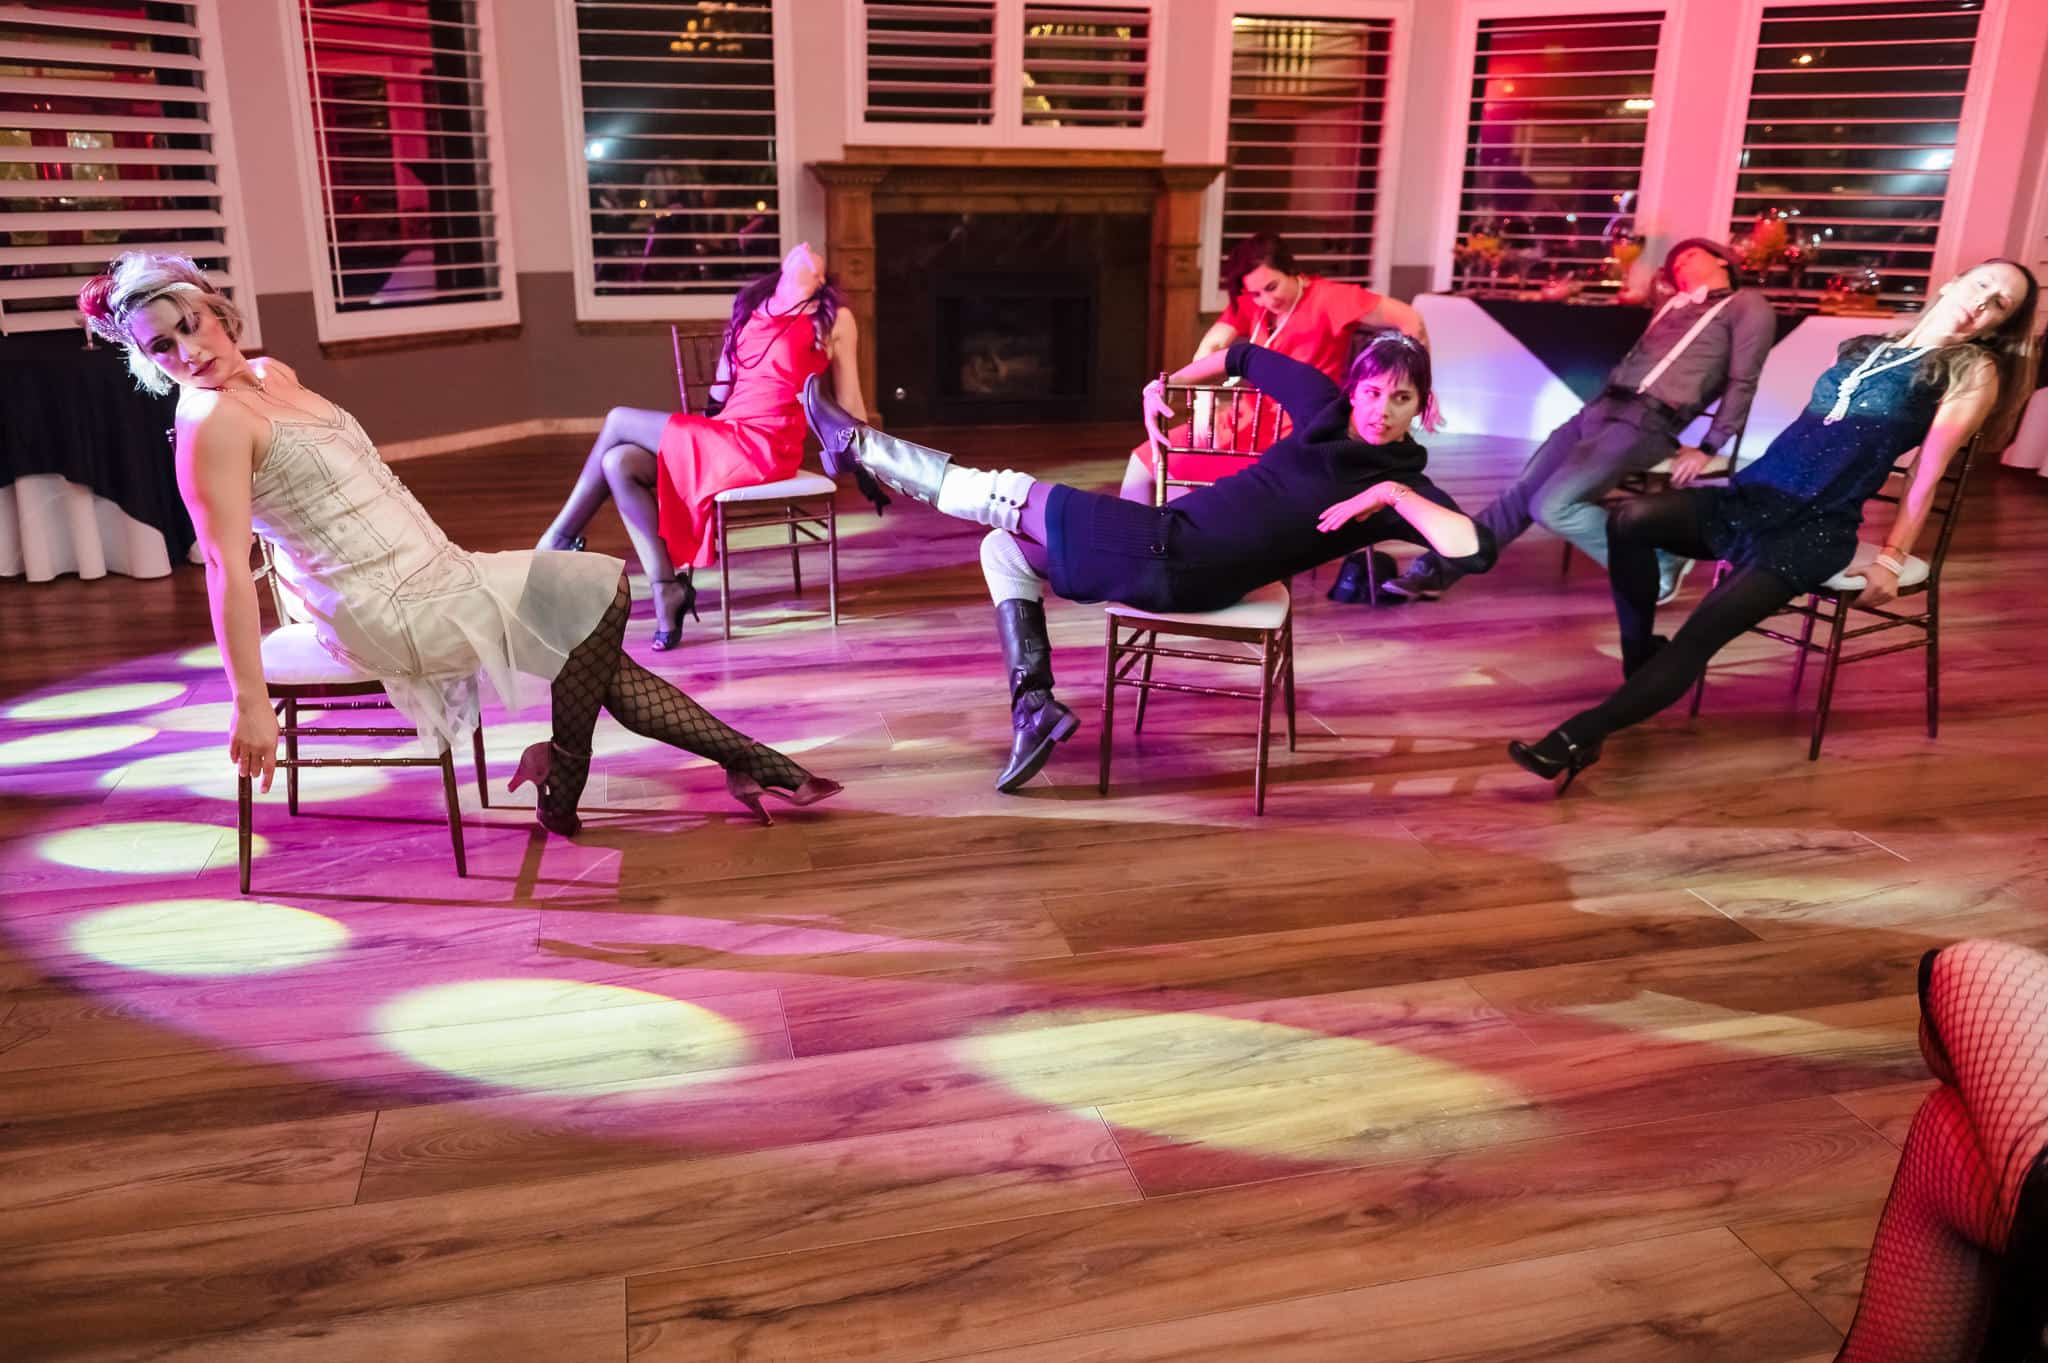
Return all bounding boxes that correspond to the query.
[538,531,586,552]
[650,571,699,652]
[1507,729,1603,794]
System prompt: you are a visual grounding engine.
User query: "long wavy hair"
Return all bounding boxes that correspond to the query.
[723,266,843,373]
[77,251,246,396]
[1848,258,2040,449]
[1221,232,1299,301]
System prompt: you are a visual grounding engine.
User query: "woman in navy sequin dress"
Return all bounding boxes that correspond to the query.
[1511,259,2039,788]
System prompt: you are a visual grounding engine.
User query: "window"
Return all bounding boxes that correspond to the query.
[849,0,1160,147]
[862,1,995,126]
[0,2,255,338]
[1221,13,1394,296]
[282,0,514,340]
[1020,3,1148,130]
[564,0,789,319]
[1730,0,1983,314]
[1452,10,1662,299]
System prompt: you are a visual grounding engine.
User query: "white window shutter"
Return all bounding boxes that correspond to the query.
[0,1,255,338]
[1731,0,1983,315]
[1020,3,1149,129]
[1453,11,1663,299]
[863,0,995,126]
[1223,13,1394,293]
[285,0,514,339]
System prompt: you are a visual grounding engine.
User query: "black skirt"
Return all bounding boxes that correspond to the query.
[1043,484,1182,611]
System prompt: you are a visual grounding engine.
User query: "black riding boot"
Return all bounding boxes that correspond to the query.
[994,599,1077,793]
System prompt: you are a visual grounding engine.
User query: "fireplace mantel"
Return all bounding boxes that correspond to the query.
[809,147,1224,425]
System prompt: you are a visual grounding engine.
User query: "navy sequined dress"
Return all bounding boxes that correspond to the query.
[1698,337,1947,586]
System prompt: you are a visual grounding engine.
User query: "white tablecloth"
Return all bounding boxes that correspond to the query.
[0,474,191,581]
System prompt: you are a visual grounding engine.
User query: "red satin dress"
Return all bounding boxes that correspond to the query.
[1134,275,1383,487]
[655,306,830,568]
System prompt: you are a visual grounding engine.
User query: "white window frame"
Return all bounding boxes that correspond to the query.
[1199,0,1413,313]
[1704,0,2007,312]
[555,0,798,322]
[274,0,520,342]
[0,0,260,343]
[1428,0,1680,295]
[844,0,1164,151]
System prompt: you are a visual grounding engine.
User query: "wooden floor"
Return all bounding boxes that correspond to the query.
[3,422,2047,1362]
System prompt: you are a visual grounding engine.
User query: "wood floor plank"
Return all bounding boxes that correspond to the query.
[0,1112,374,1246]
[0,1108,1138,1360]
[623,1098,1896,1363]
[921,1228,1841,1363]
[1834,1080,1936,1146]
[1730,1200,1886,1333]
[65,1278,625,1363]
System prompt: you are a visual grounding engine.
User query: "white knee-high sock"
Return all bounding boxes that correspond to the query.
[979,529,1046,604]
[937,466,1035,533]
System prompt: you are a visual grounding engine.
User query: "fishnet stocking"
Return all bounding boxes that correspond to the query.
[542,582,811,828]
[1835,940,2048,1363]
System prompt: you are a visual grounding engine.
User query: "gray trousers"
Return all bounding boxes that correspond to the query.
[1439,395,1679,582]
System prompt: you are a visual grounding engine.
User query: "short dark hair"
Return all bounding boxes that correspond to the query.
[1220,232,1298,299]
[1343,328,1435,432]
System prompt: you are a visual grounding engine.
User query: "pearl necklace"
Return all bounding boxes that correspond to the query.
[1823,341,1930,425]
[1253,278,1306,348]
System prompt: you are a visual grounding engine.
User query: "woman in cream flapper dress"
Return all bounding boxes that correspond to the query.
[82,251,839,836]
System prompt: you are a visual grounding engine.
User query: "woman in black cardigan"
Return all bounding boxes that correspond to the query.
[802,332,1495,792]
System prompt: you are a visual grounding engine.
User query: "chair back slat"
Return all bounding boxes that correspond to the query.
[671,325,725,415]
[253,537,295,625]
[1917,434,1981,587]
[1148,373,1272,507]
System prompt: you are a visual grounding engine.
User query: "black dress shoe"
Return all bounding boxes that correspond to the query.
[1327,549,1398,605]
[1381,558,1449,601]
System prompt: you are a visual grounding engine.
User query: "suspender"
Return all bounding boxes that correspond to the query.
[1635,293,1737,396]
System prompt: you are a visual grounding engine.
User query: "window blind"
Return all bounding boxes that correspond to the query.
[863,0,994,125]
[1021,3,1149,129]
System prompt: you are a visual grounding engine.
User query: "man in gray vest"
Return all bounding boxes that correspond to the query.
[1384,237,1776,604]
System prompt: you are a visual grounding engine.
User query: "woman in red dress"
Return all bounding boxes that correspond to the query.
[537,241,868,647]
[1120,231,1430,502]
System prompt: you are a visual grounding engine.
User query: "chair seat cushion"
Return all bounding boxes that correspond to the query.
[714,472,838,503]
[261,623,381,686]
[1106,581,1291,629]
[1822,540,1930,592]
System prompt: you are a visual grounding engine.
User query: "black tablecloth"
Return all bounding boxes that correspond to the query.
[1472,299,1803,403]
[0,332,192,562]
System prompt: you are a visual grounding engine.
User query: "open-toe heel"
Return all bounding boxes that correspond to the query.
[651,572,700,652]
[725,769,842,826]
[1507,730,1602,795]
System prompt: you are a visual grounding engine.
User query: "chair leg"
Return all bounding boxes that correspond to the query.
[1559,539,1573,578]
[718,503,733,641]
[1098,616,1118,796]
[1688,562,1730,719]
[238,771,253,895]
[1133,632,1156,733]
[788,508,802,595]
[472,723,489,807]
[1364,545,1379,607]
[440,749,468,877]
[1808,595,1851,761]
[826,498,839,627]
[1790,598,1818,696]
[284,697,300,815]
[1925,591,1940,739]
[1282,620,1297,752]
[1253,632,1277,815]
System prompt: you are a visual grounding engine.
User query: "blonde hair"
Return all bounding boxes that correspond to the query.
[78,251,246,396]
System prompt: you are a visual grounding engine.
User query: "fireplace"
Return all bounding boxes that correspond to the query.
[809,150,1224,428]
[934,270,1094,422]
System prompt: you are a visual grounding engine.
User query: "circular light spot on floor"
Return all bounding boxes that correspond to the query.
[958,1009,1529,1158]
[178,644,223,668]
[100,745,390,803]
[8,683,185,722]
[70,899,349,976]
[376,979,747,1093]
[153,702,237,734]
[40,820,256,875]
[0,725,158,767]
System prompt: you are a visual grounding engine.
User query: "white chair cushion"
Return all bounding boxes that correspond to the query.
[1106,581,1291,630]
[714,472,838,503]
[1822,540,1930,593]
[261,623,380,686]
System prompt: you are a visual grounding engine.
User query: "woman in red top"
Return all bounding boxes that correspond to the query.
[537,242,868,648]
[1120,232,1429,502]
